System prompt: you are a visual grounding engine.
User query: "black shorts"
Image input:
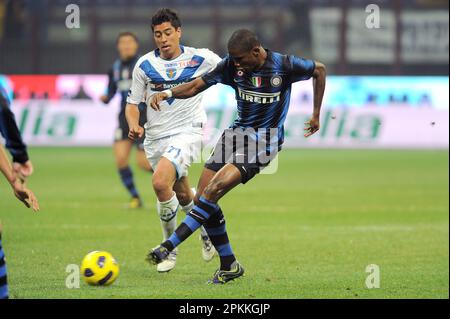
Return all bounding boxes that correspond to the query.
[204,128,280,184]
[115,106,147,147]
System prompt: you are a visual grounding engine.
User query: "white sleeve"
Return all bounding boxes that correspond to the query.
[126,63,147,105]
[202,49,222,71]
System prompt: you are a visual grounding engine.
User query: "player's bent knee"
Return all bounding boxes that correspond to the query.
[152,176,171,194]
[203,180,224,201]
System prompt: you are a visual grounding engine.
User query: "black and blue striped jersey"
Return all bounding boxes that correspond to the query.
[202,49,315,145]
[0,83,29,164]
[104,55,140,110]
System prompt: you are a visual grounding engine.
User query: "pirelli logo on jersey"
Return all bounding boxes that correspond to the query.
[238,88,281,104]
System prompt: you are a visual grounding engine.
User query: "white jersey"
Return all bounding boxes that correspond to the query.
[127,45,222,141]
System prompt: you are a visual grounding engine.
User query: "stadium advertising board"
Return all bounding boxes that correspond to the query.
[3,75,449,149]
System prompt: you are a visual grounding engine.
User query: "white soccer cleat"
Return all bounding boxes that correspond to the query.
[200,234,217,262]
[156,250,177,273]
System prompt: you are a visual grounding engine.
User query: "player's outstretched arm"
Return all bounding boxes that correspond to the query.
[0,144,15,185]
[0,90,32,179]
[125,103,144,140]
[304,61,326,137]
[0,145,39,212]
[150,77,208,111]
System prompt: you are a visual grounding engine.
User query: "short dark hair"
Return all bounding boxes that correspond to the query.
[151,8,182,31]
[116,31,139,44]
[228,29,261,53]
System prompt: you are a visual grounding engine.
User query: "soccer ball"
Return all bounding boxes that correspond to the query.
[80,251,119,286]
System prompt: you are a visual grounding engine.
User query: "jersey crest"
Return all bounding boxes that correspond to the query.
[166,68,177,79]
[251,76,262,88]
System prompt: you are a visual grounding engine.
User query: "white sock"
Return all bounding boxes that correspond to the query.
[181,187,196,214]
[181,195,209,238]
[157,192,179,241]
[181,200,194,214]
[199,225,209,238]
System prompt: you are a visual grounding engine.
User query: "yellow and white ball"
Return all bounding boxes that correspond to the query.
[80,251,119,286]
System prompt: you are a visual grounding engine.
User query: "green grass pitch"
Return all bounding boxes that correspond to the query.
[0,148,448,299]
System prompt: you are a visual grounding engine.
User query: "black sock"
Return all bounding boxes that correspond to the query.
[118,167,139,198]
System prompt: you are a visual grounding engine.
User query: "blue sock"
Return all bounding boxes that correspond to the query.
[119,167,139,198]
[0,240,8,299]
[162,196,219,251]
[204,209,236,270]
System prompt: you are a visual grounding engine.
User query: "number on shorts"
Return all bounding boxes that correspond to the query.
[167,146,181,159]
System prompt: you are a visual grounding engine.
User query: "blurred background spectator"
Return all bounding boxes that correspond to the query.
[0,0,448,75]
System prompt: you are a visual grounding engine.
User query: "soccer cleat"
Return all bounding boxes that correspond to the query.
[208,261,245,284]
[129,197,143,209]
[146,245,170,265]
[157,250,177,273]
[200,234,217,262]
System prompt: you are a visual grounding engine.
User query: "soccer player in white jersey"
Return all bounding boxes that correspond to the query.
[125,8,221,272]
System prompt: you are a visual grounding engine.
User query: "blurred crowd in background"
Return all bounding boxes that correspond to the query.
[0,0,448,75]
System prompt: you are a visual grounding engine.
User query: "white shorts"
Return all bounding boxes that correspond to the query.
[144,128,203,179]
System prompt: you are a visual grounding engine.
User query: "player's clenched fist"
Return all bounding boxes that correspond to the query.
[150,92,169,111]
[128,125,144,140]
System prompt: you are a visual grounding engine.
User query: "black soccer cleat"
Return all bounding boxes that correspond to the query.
[208,261,245,284]
[146,245,170,265]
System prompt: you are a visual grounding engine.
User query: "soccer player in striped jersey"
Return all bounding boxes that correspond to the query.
[147,29,327,283]
[0,145,39,299]
[0,83,34,182]
[1,85,39,299]
[0,222,6,299]
[101,32,152,209]
[0,144,39,299]
[126,8,221,272]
